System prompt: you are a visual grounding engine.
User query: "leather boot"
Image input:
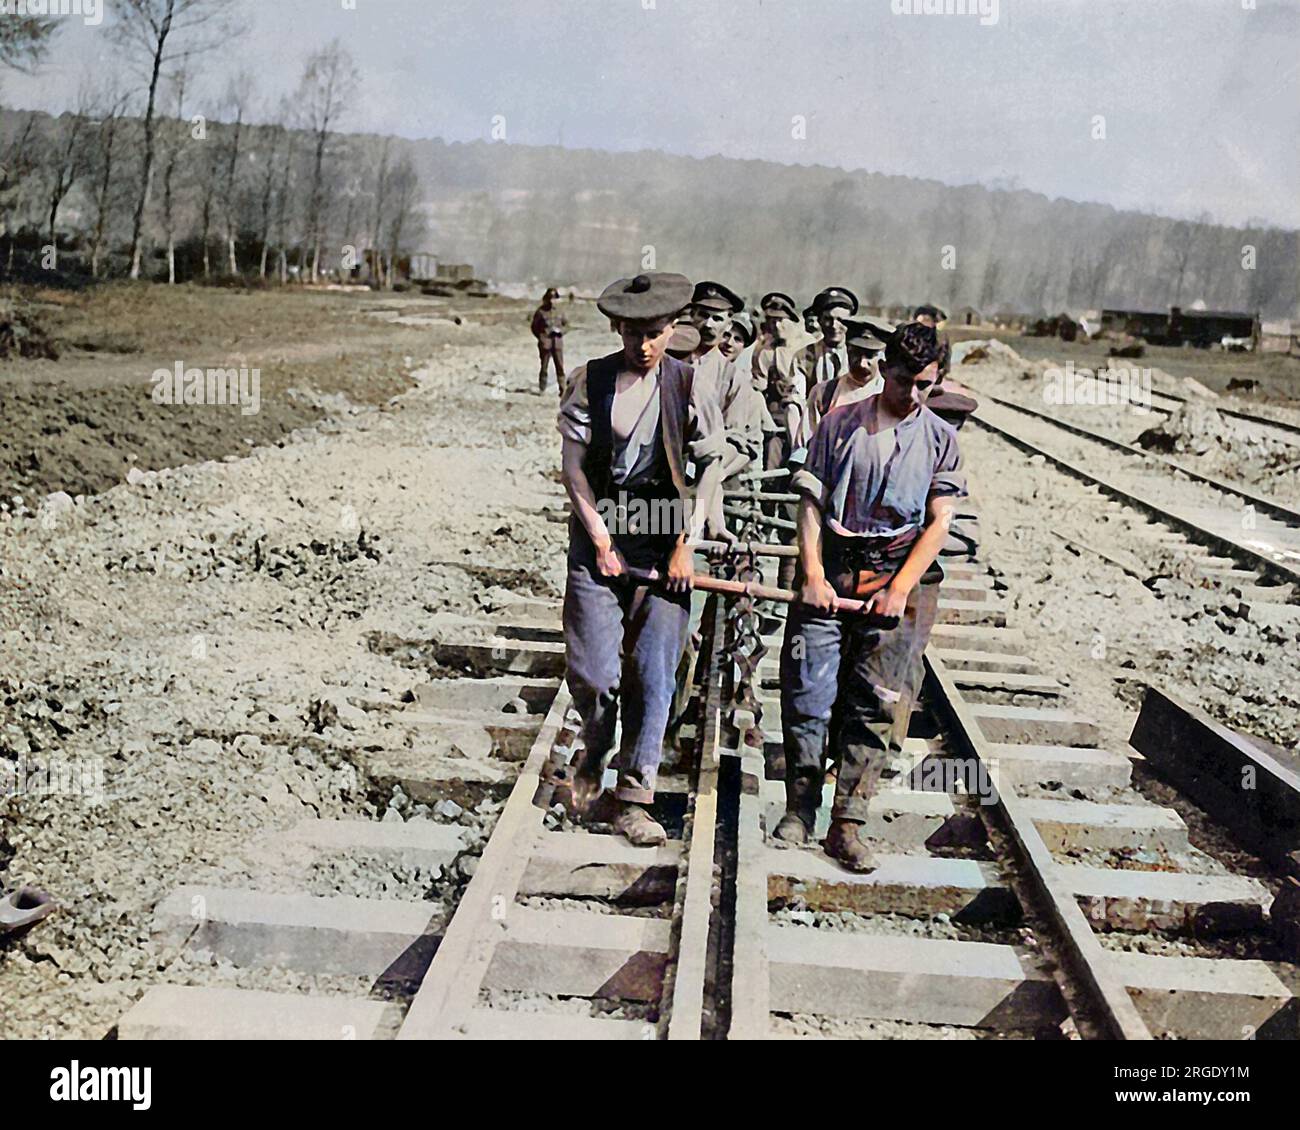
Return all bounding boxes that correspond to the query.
[823,818,877,872]
[772,774,820,845]
[613,802,667,847]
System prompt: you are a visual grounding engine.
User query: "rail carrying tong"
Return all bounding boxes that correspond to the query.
[621,565,902,629]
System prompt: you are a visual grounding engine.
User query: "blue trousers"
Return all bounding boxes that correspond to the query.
[563,530,691,804]
[779,580,939,821]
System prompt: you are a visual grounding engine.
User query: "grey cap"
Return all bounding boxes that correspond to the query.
[597,272,693,321]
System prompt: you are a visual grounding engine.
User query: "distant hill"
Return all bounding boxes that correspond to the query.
[405,139,1298,319]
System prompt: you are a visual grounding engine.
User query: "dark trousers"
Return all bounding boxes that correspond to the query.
[563,531,690,804]
[538,336,565,393]
[779,579,940,821]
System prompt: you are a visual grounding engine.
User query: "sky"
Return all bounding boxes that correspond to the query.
[6,0,1299,229]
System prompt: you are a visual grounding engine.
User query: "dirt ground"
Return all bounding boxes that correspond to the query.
[1,290,1296,1039]
[0,284,551,504]
[0,285,602,1038]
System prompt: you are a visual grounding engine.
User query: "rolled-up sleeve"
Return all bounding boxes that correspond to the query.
[790,415,834,508]
[928,425,967,501]
[725,387,764,462]
[557,363,591,445]
[686,367,728,465]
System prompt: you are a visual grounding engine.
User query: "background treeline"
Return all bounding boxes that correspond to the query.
[1,2,424,290]
[0,2,1295,316]
[406,142,1299,319]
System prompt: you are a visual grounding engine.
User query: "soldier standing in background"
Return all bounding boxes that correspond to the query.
[532,287,569,394]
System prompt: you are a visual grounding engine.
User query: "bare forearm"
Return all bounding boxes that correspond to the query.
[797,496,825,581]
[892,502,954,592]
[688,458,724,543]
[561,451,610,547]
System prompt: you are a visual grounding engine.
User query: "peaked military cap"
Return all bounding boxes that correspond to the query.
[843,319,888,353]
[597,272,694,321]
[691,280,744,313]
[759,292,799,321]
[811,286,860,316]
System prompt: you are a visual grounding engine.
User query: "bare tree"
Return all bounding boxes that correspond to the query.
[273,121,298,283]
[252,112,284,279]
[0,116,39,275]
[157,69,191,284]
[384,155,423,290]
[0,13,57,74]
[111,0,236,280]
[88,87,131,278]
[194,88,224,278]
[219,74,251,275]
[41,80,104,271]
[370,137,392,286]
[293,40,359,282]
[1167,219,1196,307]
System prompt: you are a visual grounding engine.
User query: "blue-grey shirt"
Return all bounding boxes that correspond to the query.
[791,395,966,543]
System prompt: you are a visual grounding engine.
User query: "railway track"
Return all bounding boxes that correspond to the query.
[109,476,1298,1040]
[972,397,1300,597]
[1105,376,1300,451]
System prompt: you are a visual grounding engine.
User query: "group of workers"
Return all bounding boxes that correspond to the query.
[538,273,974,872]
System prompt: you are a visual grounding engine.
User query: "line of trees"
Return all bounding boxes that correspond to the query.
[0,1,426,288]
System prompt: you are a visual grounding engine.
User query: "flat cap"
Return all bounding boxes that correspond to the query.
[728,312,757,346]
[926,388,979,422]
[811,286,860,316]
[844,319,887,353]
[598,271,693,321]
[667,321,702,356]
[913,303,947,323]
[691,280,744,313]
[759,292,798,321]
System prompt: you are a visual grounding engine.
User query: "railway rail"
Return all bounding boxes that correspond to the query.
[1088,370,1300,450]
[972,397,1300,596]
[110,476,1298,1041]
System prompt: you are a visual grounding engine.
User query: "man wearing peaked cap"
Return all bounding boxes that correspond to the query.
[798,316,888,446]
[792,286,862,446]
[556,271,728,847]
[685,279,752,495]
[752,291,806,462]
[759,291,798,323]
[531,286,569,395]
[750,290,809,587]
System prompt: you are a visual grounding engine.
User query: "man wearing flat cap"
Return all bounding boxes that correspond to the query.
[557,272,727,846]
[531,287,568,394]
[775,322,966,872]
